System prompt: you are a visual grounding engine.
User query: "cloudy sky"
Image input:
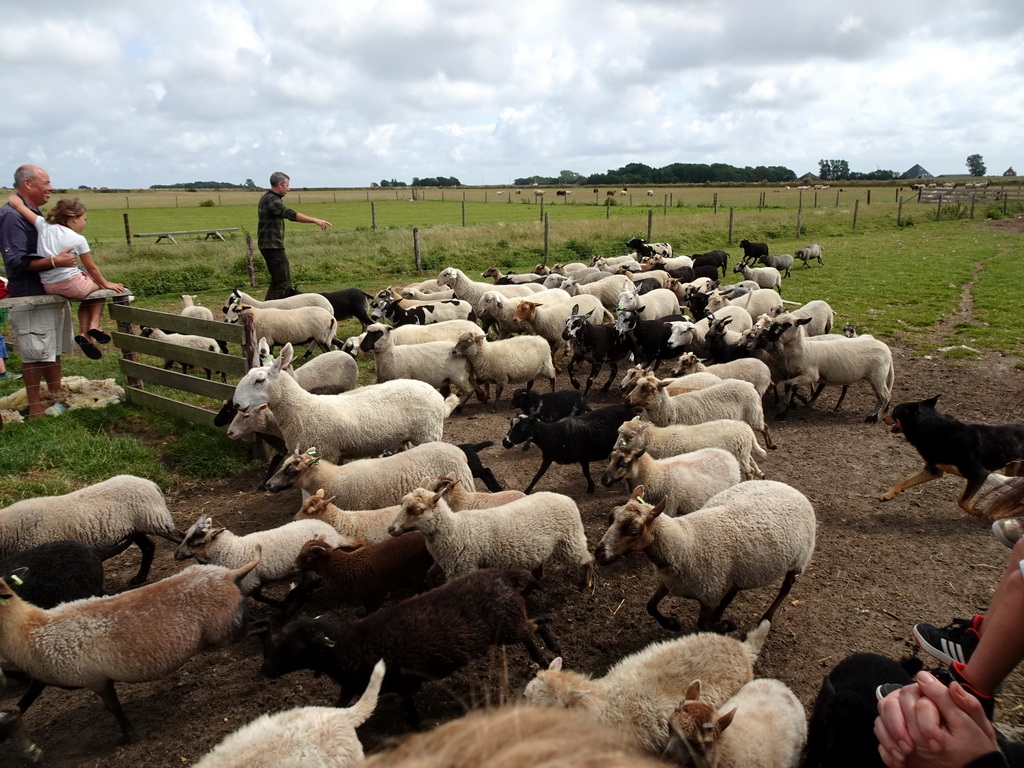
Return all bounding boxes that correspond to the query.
[2,1,1021,189]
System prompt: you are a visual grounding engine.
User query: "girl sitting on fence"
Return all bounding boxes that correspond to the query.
[6,194,125,359]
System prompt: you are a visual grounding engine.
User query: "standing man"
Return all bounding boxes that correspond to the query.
[0,165,76,418]
[256,172,332,300]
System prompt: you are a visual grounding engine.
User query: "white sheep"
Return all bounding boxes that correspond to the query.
[400,285,455,301]
[617,366,723,396]
[252,338,358,393]
[224,287,334,315]
[794,243,824,267]
[224,304,337,353]
[650,253,695,271]
[0,553,261,744]
[595,482,816,633]
[232,343,455,461]
[173,514,357,604]
[266,443,475,510]
[425,474,526,510]
[452,331,556,411]
[616,287,680,320]
[601,447,742,517]
[705,288,785,323]
[180,294,214,321]
[340,319,481,358]
[359,323,481,408]
[476,288,571,339]
[0,474,180,584]
[563,273,635,310]
[662,678,807,768]
[389,482,593,588]
[762,313,894,422]
[523,621,769,756]
[619,267,673,288]
[140,325,226,381]
[292,490,400,546]
[436,267,544,308]
[625,374,775,450]
[193,660,385,768]
[513,294,608,362]
[731,262,782,293]
[664,308,754,355]
[785,298,836,337]
[615,417,767,480]
[668,352,772,398]
[480,266,547,285]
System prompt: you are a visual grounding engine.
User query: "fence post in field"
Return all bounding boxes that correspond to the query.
[799,190,803,211]
[895,187,900,203]
[867,189,872,205]
[334,193,337,203]
[544,212,550,264]
[441,190,445,202]
[123,213,132,246]
[835,189,841,207]
[917,187,922,203]
[647,209,653,242]
[728,207,735,244]
[606,199,611,219]
[663,195,668,216]
[796,207,802,238]
[461,200,466,227]
[936,194,943,221]
[713,192,718,214]
[539,199,544,222]
[371,201,377,231]
[1004,194,1009,216]
[175,195,178,208]
[245,235,256,287]
[898,197,904,227]
[413,228,422,272]
[814,190,818,208]
[853,199,860,231]
[970,193,976,219]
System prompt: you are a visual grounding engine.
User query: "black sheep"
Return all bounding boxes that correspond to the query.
[261,569,555,725]
[0,541,105,608]
[691,249,729,277]
[804,652,922,768]
[318,288,374,328]
[561,307,632,395]
[501,403,636,493]
[738,239,769,264]
[457,441,504,492]
[510,387,590,422]
[614,309,687,371]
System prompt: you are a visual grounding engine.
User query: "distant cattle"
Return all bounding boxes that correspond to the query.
[607,191,616,197]
[556,190,570,197]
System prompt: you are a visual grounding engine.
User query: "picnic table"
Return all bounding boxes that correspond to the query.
[132,228,239,244]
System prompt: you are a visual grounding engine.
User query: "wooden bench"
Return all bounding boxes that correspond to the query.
[0,288,132,309]
[132,228,239,244]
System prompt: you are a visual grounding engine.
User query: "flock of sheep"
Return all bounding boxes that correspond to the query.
[0,236,906,767]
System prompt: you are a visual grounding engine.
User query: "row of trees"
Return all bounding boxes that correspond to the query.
[817,160,899,181]
[516,162,797,186]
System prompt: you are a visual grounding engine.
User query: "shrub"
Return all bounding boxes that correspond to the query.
[199,199,216,208]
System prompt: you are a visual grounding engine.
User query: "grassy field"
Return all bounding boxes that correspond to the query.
[0,185,1021,502]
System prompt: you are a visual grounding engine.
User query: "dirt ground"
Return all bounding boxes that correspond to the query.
[4,339,1024,766]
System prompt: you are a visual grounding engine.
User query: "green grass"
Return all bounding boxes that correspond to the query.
[0,187,1021,503]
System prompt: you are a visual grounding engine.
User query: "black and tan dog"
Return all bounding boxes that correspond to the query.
[878,395,1024,517]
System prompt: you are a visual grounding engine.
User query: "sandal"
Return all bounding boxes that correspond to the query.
[75,335,103,360]
[87,328,112,344]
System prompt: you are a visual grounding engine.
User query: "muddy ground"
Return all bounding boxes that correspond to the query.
[4,333,1024,767]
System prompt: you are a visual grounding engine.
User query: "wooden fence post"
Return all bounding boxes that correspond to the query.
[371,201,377,231]
[970,194,976,219]
[867,189,872,205]
[853,199,860,231]
[606,199,611,219]
[796,207,802,238]
[461,200,466,227]
[647,209,653,242]
[713,192,718,214]
[897,197,904,226]
[413,228,421,272]
[539,199,544,222]
[814,190,818,208]
[728,207,734,244]
[114,293,141,389]
[543,212,550,264]
[663,195,668,216]
[123,213,132,246]
[936,194,943,221]
[799,190,803,211]
[835,189,841,207]
[245,235,256,287]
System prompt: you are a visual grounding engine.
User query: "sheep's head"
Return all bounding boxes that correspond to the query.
[623,375,661,409]
[502,413,536,449]
[265,448,317,493]
[390,487,442,536]
[512,301,540,324]
[233,344,293,413]
[175,514,224,561]
[614,418,648,454]
[600,447,643,488]
[294,489,336,521]
[295,537,334,571]
[359,324,389,353]
[522,657,594,710]
[662,681,736,768]
[595,487,666,566]
[436,267,459,287]
[452,331,484,358]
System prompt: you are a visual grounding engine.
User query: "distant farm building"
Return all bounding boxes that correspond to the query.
[1004,167,1017,177]
[900,164,933,179]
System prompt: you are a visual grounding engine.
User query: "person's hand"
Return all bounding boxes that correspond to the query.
[874,671,1000,768]
[103,282,127,293]
[54,247,76,268]
[314,218,332,231]
[7,193,18,207]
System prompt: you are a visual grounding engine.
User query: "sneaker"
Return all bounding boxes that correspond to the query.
[87,328,111,344]
[0,371,21,381]
[876,664,994,720]
[992,518,1024,549]
[74,335,102,360]
[913,616,982,666]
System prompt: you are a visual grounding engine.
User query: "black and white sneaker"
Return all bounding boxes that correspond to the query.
[913,615,982,666]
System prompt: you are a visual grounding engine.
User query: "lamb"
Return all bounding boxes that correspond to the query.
[139,325,227,381]
[223,287,334,315]
[688,249,729,276]
[803,652,921,768]
[593,253,644,269]
[731,261,782,293]
[523,622,768,756]
[513,293,608,363]
[668,352,772,398]
[615,417,767,480]
[480,266,546,284]
[617,287,680,321]
[759,313,894,422]
[289,534,434,615]
[173,514,357,607]
[288,349,359,393]
[705,288,785,324]
[223,304,337,354]
[359,323,481,408]
[738,239,769,264]
[340,319,481,357]
[626,237,674,261]
[795,243,824,267]
[232,343,454,461]
[650,253,696,272]
[389,481,593,587]
[180,294,214,321]
[476,289,569,339]
[510,386,589,422]
[618,266,673,289]
[399,284,455,301]
[0,474,181,584]
[292,490,400,546]
[0,553,260,744]
[595,482,816,632]
[316,287,374,328]
[625,374,775,450]
[502,403,638,493]
[563,273,635,310]
[662,678,806,768]
[561,305,634,394]
[266,443,475,510]
[455,440,505,493]
[756,251,795,278]
[424,474,526,510]
[372,295,477,327]
[601,447,742,517]
[613,308,687,371]
[451,331,556,411]
[617,366,722,396]
[261,569,557,724]
[436,266,544,308]
[0,541,105,608]
[192,660,385,768]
